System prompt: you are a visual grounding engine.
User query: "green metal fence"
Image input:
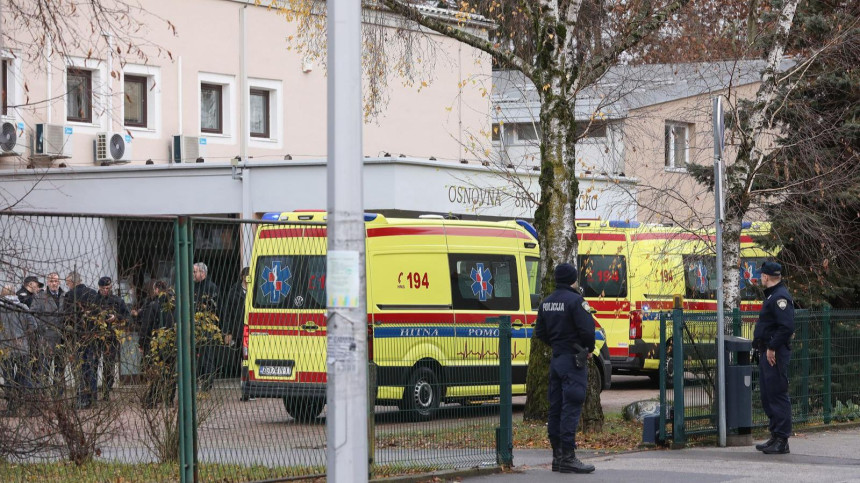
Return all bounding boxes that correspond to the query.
[660,307,860,445]
[0,212,513,482]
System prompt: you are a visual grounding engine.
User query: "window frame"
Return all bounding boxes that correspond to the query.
[66,68,93,124]
[123,74,148,128]
[249,88,270,139]
[200,82,223,134]
[664,122,689,169]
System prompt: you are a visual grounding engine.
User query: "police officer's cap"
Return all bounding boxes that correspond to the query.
[554,263,577,285]
[760,261,782,277]
[23,275,44,288]
[98,276,113,287]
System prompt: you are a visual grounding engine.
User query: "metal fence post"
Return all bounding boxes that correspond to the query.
[800,310,810,422]
[672,306,686,447]
[732,308,741,337]
[823,306,832,424]
[176,217,198,483]
[496,315,513,466]
[659,312,667,443]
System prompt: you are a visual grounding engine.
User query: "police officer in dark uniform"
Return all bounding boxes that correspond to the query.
[91,276,130,402]
[534,263,596,474]
[753,261,794,454]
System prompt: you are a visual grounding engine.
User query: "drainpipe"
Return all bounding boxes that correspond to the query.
[104,32,113,130]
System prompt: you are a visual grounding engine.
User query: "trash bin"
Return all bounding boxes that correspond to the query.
[724,335,752,442]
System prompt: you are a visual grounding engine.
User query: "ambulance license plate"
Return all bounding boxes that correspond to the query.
[259,365,293,377]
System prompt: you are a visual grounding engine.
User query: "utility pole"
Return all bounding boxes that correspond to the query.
[326,2,368,482]
[713,96,727,448]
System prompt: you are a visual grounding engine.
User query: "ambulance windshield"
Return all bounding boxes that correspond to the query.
[578,255,628,298]
[252,255,327,309]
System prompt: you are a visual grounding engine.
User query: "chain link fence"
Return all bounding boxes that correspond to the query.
[659,307,860,445]
[1,212,510,481]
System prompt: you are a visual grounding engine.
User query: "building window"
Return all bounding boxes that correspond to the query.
[665,122,689,168]
[67,68,93,123]
[575,121,607,139]
[200,83,223,134]
[2,60,7,116]
[250,89,270,138]
[492,122,543,145]
[518,123,540,141]
[124,75,147,128]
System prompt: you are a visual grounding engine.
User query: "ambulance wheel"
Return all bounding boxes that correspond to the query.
[403,366,441,421]
[283,396,325,423]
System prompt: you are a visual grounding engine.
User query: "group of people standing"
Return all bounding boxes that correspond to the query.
[0,262,249,414]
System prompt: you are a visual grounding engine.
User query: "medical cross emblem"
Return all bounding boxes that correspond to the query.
[691,261,708,293]
[470,263,494,301]
[740,261,760,289]
[261,261,291,303]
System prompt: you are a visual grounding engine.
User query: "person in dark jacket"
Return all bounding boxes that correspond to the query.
[753,261,795,455]
[137,280,176,407]
[534,263,596,474]
[193,262,219,391]
[193,262,219,312]
[64,271,98,409]
[31,272,67,395]
[90,276,130,403]
[219,267,248,377]
[1,287,37,416]
[16,275,43,308]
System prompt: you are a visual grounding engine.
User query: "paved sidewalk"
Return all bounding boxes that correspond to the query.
[462,427,860,483]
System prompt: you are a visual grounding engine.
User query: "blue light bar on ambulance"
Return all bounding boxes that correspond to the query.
[516,220,539,241]
[261,212,281,221]
[742,221,752,229]
[608,220,641,228]
[364,213,379,222]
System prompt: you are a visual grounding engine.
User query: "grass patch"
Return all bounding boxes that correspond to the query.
[375,412,642,453]
[513,412,643,453]
[0,462,326,482]
[0,461,458,482]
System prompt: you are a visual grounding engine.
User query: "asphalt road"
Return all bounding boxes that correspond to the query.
[462,427,860,483]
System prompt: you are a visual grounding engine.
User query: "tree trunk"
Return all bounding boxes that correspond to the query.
[523,17,602,429]
[580,358,605,432]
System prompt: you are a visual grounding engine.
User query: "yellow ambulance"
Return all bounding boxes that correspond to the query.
[575,220,772,381]
[240,211,612,421]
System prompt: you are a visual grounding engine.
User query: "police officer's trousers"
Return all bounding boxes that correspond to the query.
[547,353,588,448]
[759,345,792,438]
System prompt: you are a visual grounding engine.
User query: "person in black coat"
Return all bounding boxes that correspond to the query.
[193,262,219,391]
[16,275,43,308]
[89,276,130,403]
[534,263,596,474]
[219,267,249,377]
[753,261,795,455]
[137,280,176,407]
[64,271,98,408]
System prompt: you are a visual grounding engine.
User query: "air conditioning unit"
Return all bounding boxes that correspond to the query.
[172,135,207,163]
[34,123,73,157]
[0,120,27,157]
[94,132,133,164]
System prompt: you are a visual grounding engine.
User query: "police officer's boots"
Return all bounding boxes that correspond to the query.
[550,437,562,472]
[755,433,776,451]
[559,447,595,474]
[761,437,790,454]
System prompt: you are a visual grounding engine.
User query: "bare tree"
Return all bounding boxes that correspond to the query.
[273,0,694,429]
